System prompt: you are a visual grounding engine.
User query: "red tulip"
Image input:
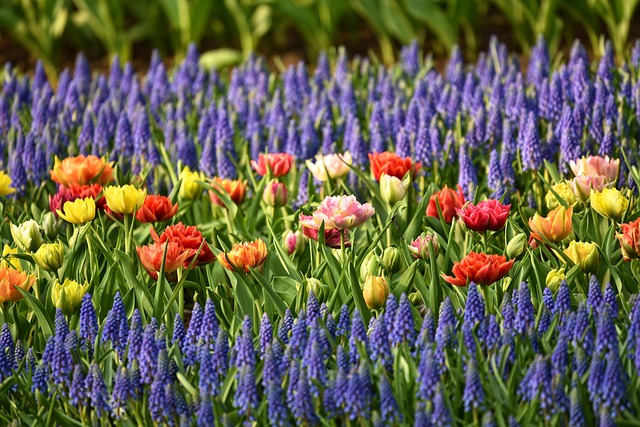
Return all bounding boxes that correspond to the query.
[426,185,465,223]
[442,252,514,287]
[136,195,179,223]
[250,153,294,177]
[617,218,640,261]
[369,151,419,181]
[49,184,106,215]
[456,199,511,232]
[151,222,215,267]
[299,214,350,249]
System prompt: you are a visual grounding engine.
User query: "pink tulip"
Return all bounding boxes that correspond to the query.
[300,195,375,230]
[408,233,439,260]
[569,175,613,201]
[569,155,620,182]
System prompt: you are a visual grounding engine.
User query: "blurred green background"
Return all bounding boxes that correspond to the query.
[1,0,639,78]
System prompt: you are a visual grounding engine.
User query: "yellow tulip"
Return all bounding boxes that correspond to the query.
[564,241,599,273]
[0,171,15,196]
[529,206,573,243]
[545,182,577,210]
[590,188,629,221]
[103,185,147,214]
[0,245,20,270]
[51,278,88,315]
[33,242,64,272]
[545,268,566,293]
[179,167,205,200]
[57,197,96,224]
[362,275,389,310]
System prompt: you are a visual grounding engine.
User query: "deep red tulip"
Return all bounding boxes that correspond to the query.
[456,199,511,232]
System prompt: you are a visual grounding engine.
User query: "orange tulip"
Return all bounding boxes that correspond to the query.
[136,241,191,281]
[136,195,179,223]
[0,267,35,303]
[208,178,247,207]
[617,218,640,261]
[50,155,114,187]
[442,252,514,287]
[217,239,268,273]
[529,206,573,243]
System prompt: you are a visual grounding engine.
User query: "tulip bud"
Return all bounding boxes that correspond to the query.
[506,233,528,259]
[51,278,89,315]
[360,252,382,280]
[380,173,408,205]
[0,245,20,270]
[408,233,439,260]
[179,167,204,200]
[546,268,566,293]
[545,182,578,210]
[306,277,330,302]
[262,180,288,208]
[564,241,599,273]
[362,275,389,310]
[283,230,306,255]
[33,242,64,272]
[409,291,422,305]
[10,220,44,252]
[41,212,61,240]
[382,246,403,274]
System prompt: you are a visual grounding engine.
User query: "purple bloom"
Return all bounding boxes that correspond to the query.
[463,360,484,412]
[391,294,416,346]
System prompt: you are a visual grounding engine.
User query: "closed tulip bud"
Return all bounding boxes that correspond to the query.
[506,233,528,258]
[590,188,629,221]
[283,230,306,255]
[306,277,330,302]
[262,180,288,208]
[382,246,403,274]
[33,242,64,272]
[1,245,20,270]
[546,268,566,293]
[179,167,205,200]
[564,241,599,273]
[51,278,89,315]
[409,233,439,260]
[363,275,389,310]
[409,292,422,305]
[41,212,61,240]
[10,220,44,252]
[380,173,408,205]
[360,252,382,280]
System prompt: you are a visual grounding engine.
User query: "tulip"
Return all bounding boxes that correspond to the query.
[442,252,514,287]
[50,155,114,187]
[570,155,620,182]
[368,151,419,181]
[408,233,439,260]
[362,275,389,310]
[41,212,61,240]
[262,181,288,208]
[456,199,510,232]
[51,278,88,315]
[426,185,465,223]
[217,239,268,273]
[305,278,329,302]
[506,233,528,258]
[209,177,247,207]
[179,167,205,200]
[528,205,573,243]
[103,185,147,215]
[590,188,629,221]
[564,241,599,273]
[617,218,640,261]
[49,184,106,215]
[360,252,382,279]
[283,230,306,255]
[0,171,16,196]
[0,245,20,270]
[136,195,179,223]
[380,173,408,205]
[299,195,375,230]
[382,246,403,274]
[151,223,215,267]
[10,220,44,252]
[0,267,35,303]
[136,241,191,281]
[251,153,294,177]
[57,197,96,224]
[546,268,566,293]
[569,175,612,202]
[545,182,578,209]
[33,242,64,272]
[299,214,350,249]
[305,152,352,182]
